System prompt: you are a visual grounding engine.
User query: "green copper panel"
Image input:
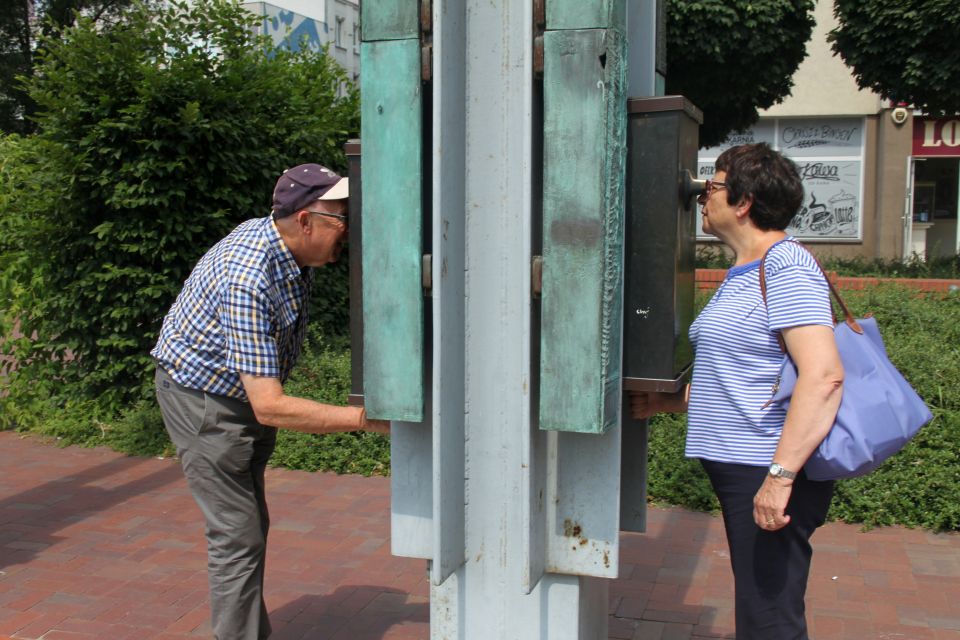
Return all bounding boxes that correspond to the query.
[540,28,627,434]
[362,0,419,41]
[546,0,625,31]
[360,39,424,421]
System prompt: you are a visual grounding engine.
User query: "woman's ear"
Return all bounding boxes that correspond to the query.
[736,195,754,219]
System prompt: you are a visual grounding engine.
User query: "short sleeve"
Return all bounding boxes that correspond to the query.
[221,285,280,378]
[764,245,833,332]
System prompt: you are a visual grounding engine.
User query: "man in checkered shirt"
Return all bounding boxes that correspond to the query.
[152,164,387,640]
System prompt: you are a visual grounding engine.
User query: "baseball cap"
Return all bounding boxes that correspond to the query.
[272,163,350,219]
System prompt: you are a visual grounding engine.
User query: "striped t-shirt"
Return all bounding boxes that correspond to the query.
[685,239,833,466]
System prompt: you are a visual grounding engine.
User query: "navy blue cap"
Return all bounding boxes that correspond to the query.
[272,164,349,219]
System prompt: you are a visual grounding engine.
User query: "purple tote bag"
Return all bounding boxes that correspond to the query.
[761,242,932,481]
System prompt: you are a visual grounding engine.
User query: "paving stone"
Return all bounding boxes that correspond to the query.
[1,431,959,639]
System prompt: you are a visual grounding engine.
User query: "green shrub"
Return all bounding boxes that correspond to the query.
[647,412,719,513]
[820,253,960,280]
[830,409,960,531]
[694,244,960,279]
[268,328,389,476]
[103,400,175,458]
[644,285,960,531]
[0,0,358,427]
[842,286,959,411]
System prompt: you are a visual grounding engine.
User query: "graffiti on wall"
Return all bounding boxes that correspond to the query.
[788,161,860,237]
[696,118,864,241]
[260,8,325,52]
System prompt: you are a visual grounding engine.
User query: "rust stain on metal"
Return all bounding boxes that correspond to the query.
[562,519,583,538]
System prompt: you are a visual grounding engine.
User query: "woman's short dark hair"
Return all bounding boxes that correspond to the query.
[714,143,804,231]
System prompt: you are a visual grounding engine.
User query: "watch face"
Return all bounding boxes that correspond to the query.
[770,463,782,476]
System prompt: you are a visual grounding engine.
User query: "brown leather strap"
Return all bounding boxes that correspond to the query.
[759,239,863,354]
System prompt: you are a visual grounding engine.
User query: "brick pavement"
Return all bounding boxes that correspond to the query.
[0,430,958,640]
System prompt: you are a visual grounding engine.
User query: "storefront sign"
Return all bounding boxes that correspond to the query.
[697,117,864,241]
[913,118,960,157]
[699,121,776,156]
[697,159,861,239]
[779,118,863,157]
[790,162,860,237]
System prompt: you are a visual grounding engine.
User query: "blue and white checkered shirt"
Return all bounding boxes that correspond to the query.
[151,216,312,401]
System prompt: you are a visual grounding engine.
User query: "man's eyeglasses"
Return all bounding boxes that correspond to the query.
[697,179,728,205]
[308,211,348,225]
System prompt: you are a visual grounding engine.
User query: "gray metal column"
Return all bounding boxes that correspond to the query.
[428,0,609,637]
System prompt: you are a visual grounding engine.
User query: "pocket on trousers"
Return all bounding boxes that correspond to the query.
[155,371,205,455]
[195,394,256,475]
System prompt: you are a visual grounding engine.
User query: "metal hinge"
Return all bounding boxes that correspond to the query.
[423,253,432,296]
[421,0,433,82]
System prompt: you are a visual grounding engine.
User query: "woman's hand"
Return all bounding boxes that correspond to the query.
[629,391,666,419]
[753,475,793,531]
[628,385,690,420]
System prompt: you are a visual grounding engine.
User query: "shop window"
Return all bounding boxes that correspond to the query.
[914,158,958,221]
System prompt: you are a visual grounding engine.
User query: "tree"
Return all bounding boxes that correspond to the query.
[665,0,816,148]
[829,0,960,115]
[0,0,151,133]
[0,0,358,423]
[0,0,33,133]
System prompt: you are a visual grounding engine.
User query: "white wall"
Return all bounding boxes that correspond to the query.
[761,1,880,117]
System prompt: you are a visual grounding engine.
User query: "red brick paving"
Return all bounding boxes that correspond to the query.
[1,431,959,639]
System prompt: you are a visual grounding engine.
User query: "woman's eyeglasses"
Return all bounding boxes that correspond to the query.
[697,179,728,205]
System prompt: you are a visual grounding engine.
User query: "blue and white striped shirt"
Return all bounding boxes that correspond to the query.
[151,216,312,401]
[685,239,833,466]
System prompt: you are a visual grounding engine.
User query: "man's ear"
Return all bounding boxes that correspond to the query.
[294,210,312,234]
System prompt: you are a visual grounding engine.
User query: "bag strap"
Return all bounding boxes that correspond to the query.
[759,239,863,354]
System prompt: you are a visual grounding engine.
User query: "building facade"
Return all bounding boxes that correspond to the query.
[697,2,958,260]
[241,0,360,82]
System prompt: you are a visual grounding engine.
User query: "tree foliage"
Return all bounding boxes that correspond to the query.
[665,0,816,148]
[0,0,149,134]
[0,0,33,133]
[829,0,960,115]
[0,0,358,424]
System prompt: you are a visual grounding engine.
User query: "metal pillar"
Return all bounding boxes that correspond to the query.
[358,0,669,638]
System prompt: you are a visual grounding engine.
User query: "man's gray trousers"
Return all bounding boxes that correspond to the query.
[155,367,277,640]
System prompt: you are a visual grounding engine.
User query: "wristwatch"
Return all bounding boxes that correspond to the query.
[768,462,797,480]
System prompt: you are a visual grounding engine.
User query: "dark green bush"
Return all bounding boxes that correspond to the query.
[820,254,960,280]
[104,400,175,458]
[0,0,358,428]
[831,409,960,531]
[648,285,960,531]
[272,330,389,476]
[646,412,719,513]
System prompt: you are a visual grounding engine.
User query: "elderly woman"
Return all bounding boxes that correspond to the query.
[631,143,844,638]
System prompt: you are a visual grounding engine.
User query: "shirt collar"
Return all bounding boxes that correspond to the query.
[263,216,305,282]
